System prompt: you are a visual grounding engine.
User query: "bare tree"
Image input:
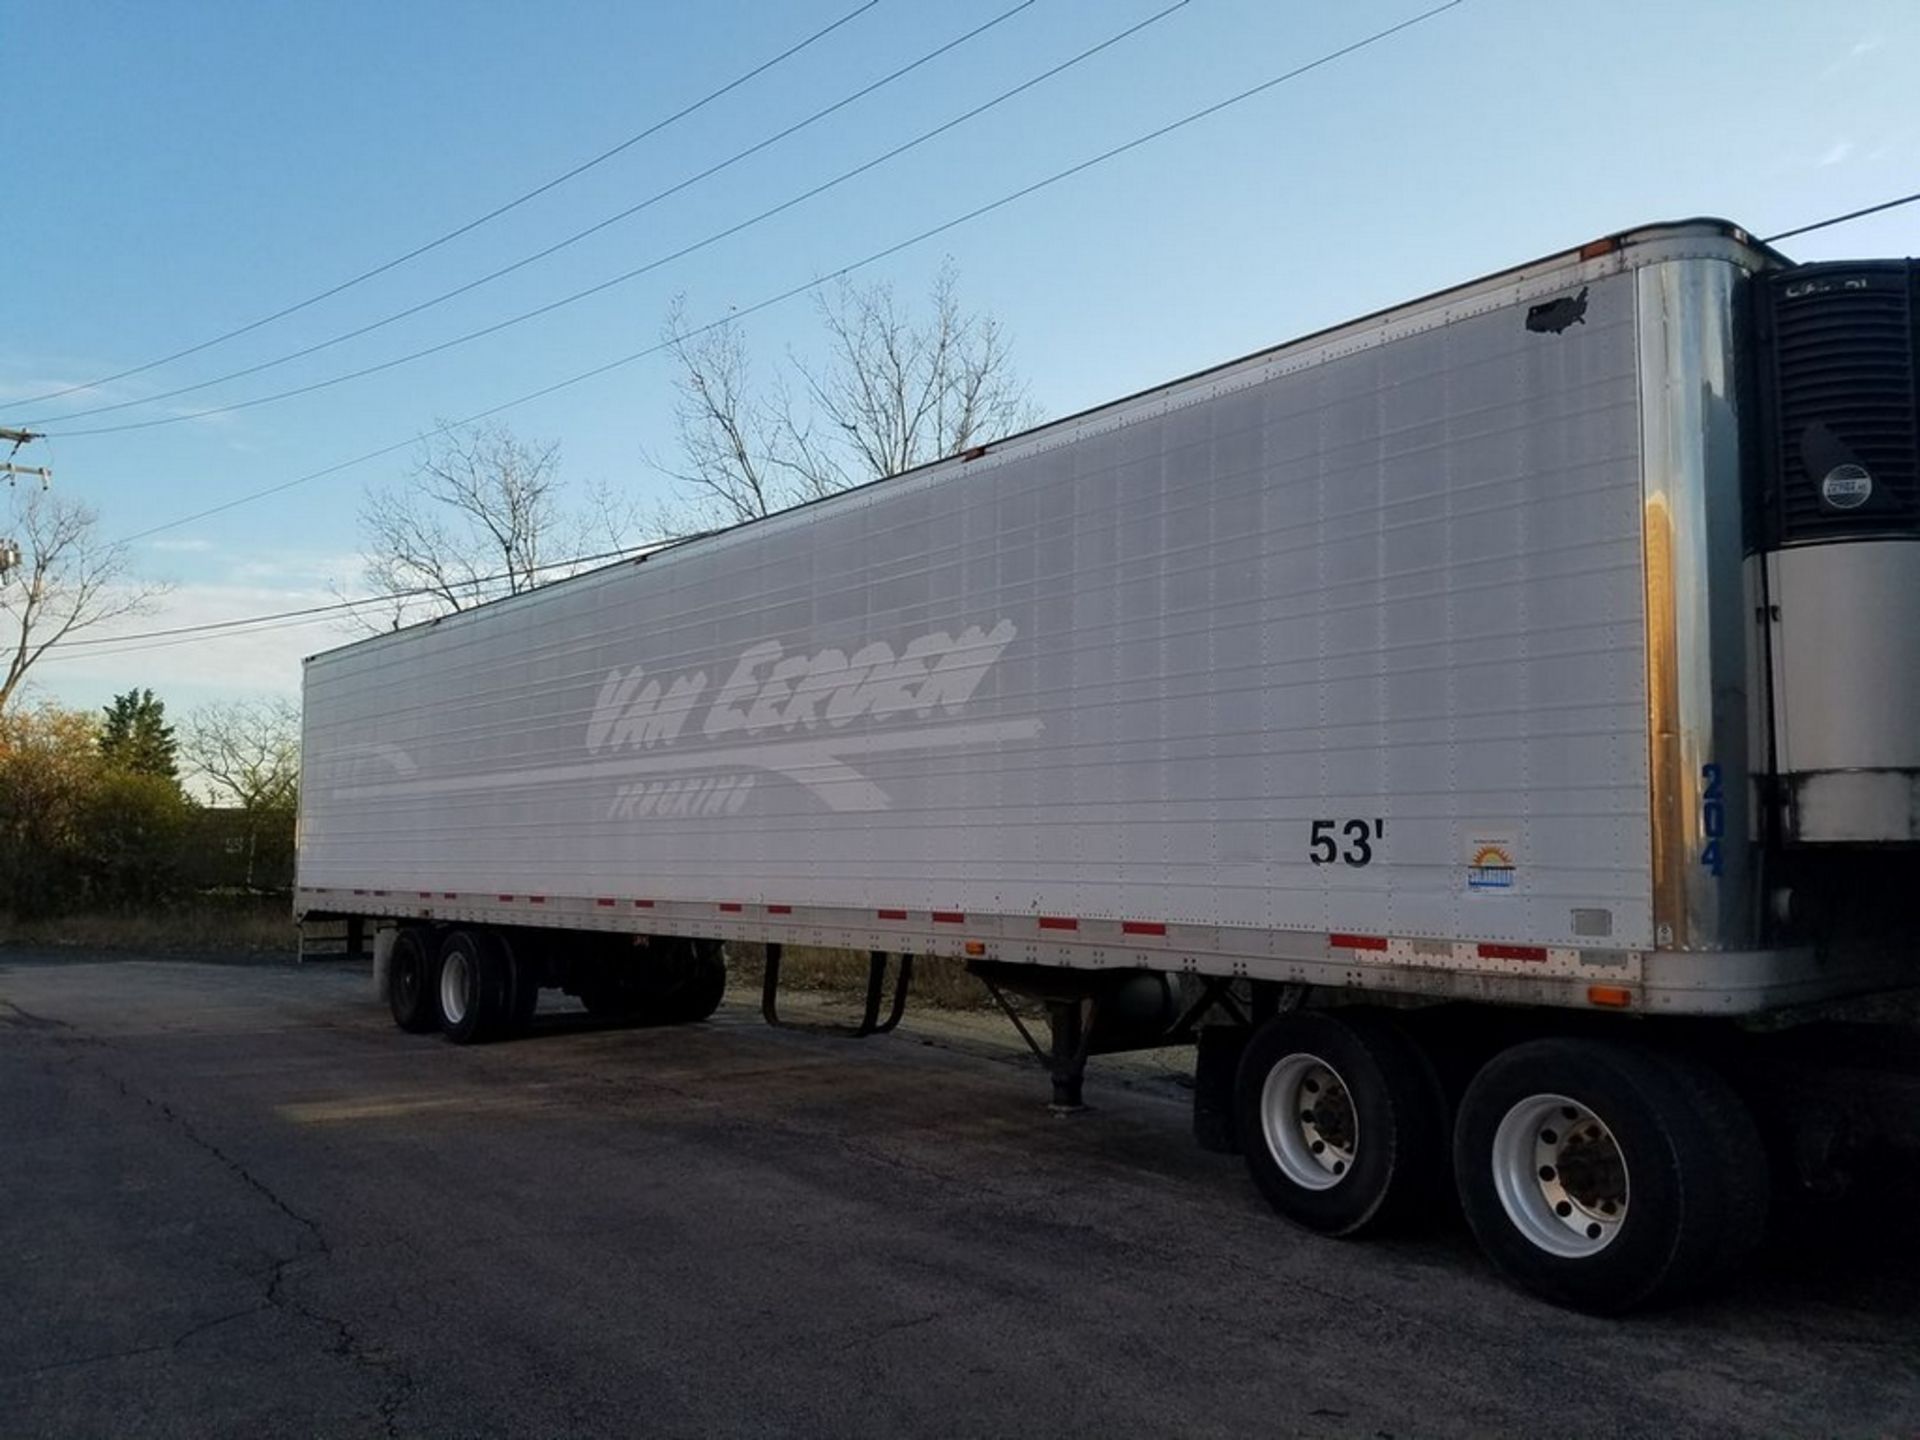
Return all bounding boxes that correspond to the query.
[655,262,1039,528]
[354,421,631,631]
[180,698,301,814]
[180,697,300,890]
[656,298,785,527]
[1,487,165,712]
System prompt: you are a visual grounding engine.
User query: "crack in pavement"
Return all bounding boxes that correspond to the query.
[0,1305,270,1385]
[109,1073,421,1438]
[10,1024,418,1437]
[0,997,72,1030]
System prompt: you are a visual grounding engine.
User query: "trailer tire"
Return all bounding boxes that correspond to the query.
[1453,1038,1760,1313]
[1235,1009,1446,1238]
[437,929,512,1045]
[656,941,726,1024]
[1656,1050,1770,1292]
[576,973,638,1020]
[500,933,542,1037]
[387,927,440,1034]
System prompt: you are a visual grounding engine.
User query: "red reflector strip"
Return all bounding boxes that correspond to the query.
[1038,916,1078,931]
[719,903,743,913]
[498,895,514,902]
[418,892,432,899]
[1330,933,1389,952]
[443,893,457,900]
[372,890,387,897]
[1122,921,1167,937]
[877,908,908,920]
[595,898,615,907]
[768,904,792,915]
[1479,943,1548,963]
[932,911,965,924]
[633,899,654,908]
[529,896,546,905]
[352,889,366,896]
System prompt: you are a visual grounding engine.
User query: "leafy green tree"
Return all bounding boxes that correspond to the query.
[0,702,193,917]
[0,705,103,917]
[99,688,179,782]
[78,769,191,908]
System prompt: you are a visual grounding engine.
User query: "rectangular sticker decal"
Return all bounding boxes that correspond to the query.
[1466,833,1518,894]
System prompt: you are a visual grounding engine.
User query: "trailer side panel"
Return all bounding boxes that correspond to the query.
[301,269,1650,951]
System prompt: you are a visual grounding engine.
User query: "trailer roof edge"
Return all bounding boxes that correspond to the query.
[305,217,1787,669]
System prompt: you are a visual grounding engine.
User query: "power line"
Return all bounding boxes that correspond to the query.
[22,2,1039,430]
[45,0,1194,440]
[9,2,879,412]
[43,538,698,663]
[1762,189,1920,244]
[117,0,1468,547]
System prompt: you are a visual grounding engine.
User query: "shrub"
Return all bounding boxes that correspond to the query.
[0,705,101,918]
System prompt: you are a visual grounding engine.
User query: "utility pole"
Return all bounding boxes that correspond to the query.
[1,427,49,579]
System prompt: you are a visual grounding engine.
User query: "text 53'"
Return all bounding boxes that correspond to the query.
[1309,818,1385,867]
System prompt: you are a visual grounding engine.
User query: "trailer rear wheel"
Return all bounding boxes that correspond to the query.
[655,940,726,1024]
[499,932,542,1036]
[576,937,725,1025]
[1235,1010,1446,1237]
[387,927,440,1033]
[1453,1038,1765,1313]
[437,929,512,1045]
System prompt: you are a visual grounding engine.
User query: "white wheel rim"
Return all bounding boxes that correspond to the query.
[441,952,470,1026]
[1491,1093,1629,1258]
[1259,1051,1358,1191]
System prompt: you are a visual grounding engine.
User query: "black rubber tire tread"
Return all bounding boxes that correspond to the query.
[1454,1038,1736,1315]
[1655,1050,1770,1294]
[387,927,440,1034]
[1235,1008,1448,1239]
[573,937,643,1021]
[499,933,541,1036]
[438,929,512,1045]
[657,943,727,1024]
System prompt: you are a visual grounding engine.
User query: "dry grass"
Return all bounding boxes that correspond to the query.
[723,942,997,1009]
[0,910,1000,1010]
[0,898,297,955]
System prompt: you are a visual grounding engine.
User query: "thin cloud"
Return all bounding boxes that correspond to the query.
[1817,140,1855,167]
[1819,34,1883,78]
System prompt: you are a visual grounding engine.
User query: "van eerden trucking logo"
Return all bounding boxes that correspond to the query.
[588,620,1034,817]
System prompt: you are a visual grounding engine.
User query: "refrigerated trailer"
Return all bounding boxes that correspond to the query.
[299,219,1920,1312]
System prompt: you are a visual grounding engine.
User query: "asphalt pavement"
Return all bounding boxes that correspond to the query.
[3,953,1917,1438]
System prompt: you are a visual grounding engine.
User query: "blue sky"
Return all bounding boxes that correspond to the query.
[7,0,1917,715]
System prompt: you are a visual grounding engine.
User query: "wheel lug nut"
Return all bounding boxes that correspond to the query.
[1555,1201,1573,1218]
[1539,1165,1556,1182]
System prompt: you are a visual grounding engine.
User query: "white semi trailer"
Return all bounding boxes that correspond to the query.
[299,220,1920,1312]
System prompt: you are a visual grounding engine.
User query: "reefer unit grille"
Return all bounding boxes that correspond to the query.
[1756,261,1920,545]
